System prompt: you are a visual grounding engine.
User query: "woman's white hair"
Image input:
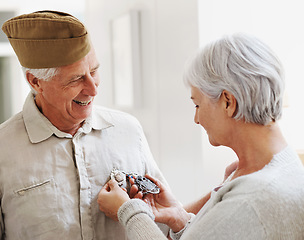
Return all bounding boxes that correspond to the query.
[22,67,60,94]
[184,33,285,125]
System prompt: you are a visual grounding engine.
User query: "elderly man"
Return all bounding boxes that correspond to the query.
[0,10,167,239]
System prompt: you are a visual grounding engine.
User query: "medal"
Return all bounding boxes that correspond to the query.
[110,169,160,194]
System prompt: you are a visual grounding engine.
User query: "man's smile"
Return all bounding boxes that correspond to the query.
[73,99,92,106]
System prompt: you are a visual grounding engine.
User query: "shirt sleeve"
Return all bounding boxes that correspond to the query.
[118,199,167,240]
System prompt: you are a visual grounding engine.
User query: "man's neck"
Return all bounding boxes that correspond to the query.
[34,97,83,136]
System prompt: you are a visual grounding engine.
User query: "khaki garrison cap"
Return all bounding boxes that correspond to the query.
[1,10,91,68]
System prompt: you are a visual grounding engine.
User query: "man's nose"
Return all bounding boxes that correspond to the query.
[84,75,99,96]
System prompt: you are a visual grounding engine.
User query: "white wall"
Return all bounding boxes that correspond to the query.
[86,0,204,204]
[0,0,85,19]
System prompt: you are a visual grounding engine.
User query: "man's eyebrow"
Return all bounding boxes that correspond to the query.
[190,96,194,100]
[69,74,83,81]
[69,64,100,80]
[91,64,100,71]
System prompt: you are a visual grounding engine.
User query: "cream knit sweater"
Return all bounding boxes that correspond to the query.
[118,146,304,239]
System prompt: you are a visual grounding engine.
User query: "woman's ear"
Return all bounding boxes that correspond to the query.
[26,72,43,93]
[221,90,237,118]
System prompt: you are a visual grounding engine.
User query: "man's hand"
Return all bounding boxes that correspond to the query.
[97,179,130,221]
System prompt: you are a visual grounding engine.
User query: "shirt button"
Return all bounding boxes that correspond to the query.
[18,190,25,196]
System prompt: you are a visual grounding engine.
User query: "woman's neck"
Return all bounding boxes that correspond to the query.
[229,121,287,179]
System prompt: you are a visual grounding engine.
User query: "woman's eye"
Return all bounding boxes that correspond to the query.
[195,105,199,108]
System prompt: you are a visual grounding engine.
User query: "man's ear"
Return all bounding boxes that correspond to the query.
[221,90,237,118]
[26,72,43,93]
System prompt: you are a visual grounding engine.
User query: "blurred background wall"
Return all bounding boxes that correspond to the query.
[0,0,303,205]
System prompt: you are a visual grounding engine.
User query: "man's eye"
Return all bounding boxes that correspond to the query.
[71,79,80,84]
[195,105,199,108]
[67,78,82,85]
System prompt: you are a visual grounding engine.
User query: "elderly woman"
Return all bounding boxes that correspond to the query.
[97,33,304,239]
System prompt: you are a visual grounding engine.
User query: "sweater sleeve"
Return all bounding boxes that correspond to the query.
[118,199,167,240]
[181,200,266,240]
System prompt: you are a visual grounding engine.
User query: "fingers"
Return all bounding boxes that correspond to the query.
[129,184,140,198]
[97,179,131,221]
[144,174,164,191]
[129,177,135,185]
[107,179,119,190]
[103,178,143,199]
[99,179,120,198]
[144,174,161,186]
[133,191,144,199]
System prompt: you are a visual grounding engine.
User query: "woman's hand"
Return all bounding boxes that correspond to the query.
[143,175,190,233]
[97,179,130,221]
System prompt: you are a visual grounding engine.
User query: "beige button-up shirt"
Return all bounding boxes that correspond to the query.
[0,93,166,240]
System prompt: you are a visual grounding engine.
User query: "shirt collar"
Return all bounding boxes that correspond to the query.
[23,93,114,143]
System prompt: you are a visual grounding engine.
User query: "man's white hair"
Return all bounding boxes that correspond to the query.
[22,67,60,94]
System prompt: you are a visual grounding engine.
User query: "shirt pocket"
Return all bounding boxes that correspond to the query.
[12,178,59,239]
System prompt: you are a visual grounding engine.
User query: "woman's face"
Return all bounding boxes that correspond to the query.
[190,86,229,146]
